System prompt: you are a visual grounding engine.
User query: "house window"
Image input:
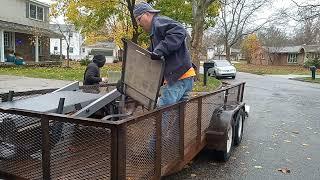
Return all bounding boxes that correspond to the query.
[29,4,44,21]
[4,32,9,47]
[54,46,58,51]
[288,54,298,63]
[69,32,73,38]
[69,47,74,53]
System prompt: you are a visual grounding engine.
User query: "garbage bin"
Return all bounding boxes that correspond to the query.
[309,66,317,80]
[203,62,215,86]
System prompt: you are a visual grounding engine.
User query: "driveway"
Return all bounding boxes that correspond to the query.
[0,75,72,93]
[165,72,320,179]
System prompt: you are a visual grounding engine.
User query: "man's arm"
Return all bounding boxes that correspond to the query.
[153,19,186,58]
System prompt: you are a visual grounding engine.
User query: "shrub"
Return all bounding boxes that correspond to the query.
[80,57,91,66]
[304,58,320,69]
[50,54,65,60]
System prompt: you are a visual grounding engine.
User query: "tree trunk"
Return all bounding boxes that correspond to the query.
[190,1,206,80]
[66,45,70,67]
[225,42,231,61]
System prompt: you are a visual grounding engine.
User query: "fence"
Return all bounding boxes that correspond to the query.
[0,82,245,179]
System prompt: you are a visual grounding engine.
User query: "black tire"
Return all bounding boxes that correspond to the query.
[234,109,245,146]
[216,123,234,162]
[231,76,236,79]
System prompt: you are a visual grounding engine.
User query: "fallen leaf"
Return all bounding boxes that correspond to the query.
[292,131,299,134]
[277,167,291,174]
[284,140,292,143]
[254,166,263,169]
[190,174,197,177]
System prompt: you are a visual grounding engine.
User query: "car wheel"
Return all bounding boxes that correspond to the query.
[234,109,245,146]
[216,123,234,161]
[231,76,236,79]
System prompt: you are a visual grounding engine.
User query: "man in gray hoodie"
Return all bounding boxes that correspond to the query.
[83,55,107,85]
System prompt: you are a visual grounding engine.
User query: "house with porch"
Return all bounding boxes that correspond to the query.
[0,0,62,63]
[264,45,320,66]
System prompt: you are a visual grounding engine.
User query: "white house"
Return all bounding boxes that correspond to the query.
[0,0,62,62]
[82,41,119,63]
[207,44,243,61]
[50,24,85,60]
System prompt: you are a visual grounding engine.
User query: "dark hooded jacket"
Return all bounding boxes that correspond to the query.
[83,55,106,85]
[150,15,192,85]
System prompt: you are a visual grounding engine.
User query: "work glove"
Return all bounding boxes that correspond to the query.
[150,52,162,60]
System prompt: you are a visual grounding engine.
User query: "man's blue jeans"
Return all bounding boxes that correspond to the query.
[158,77,194,107]
[149,77,194,152]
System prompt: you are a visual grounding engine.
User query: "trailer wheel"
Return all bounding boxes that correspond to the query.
[216,123,234,161]
[234,109,245,146]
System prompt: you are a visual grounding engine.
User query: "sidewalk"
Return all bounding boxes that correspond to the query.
[0,75,72,93]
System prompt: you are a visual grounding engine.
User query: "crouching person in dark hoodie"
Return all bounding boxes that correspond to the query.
[83,55,107,93]
[83,54,107,85]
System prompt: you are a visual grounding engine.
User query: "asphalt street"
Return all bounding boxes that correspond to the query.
[165,72,320,180]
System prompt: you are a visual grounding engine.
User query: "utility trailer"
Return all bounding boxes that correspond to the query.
[0,40,247,180]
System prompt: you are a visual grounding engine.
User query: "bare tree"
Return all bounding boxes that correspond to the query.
[289,1,320,45]
[217,0,272,61]
[258,26,290,47]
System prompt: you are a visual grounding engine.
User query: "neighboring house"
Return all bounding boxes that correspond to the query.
[207,44,243,61]
[82,41,119,63]
[264,45,320,66]
[0,0,62,62]
[50,24,85,60]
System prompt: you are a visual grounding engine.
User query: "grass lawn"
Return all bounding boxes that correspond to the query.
[0,62,122,81]
[193,76,221,92]
[298,77,320,84]
[0,61,221,92]
[234,62,310,75]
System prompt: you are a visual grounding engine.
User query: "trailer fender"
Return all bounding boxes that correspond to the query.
[206,103,245,151]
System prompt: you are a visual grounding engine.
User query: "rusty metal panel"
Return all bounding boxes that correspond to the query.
[126,116,157,179]
[226,86,240,104]
[123,40,164,110]
[161,107,180,170]
[201,91,225,135]
[50,123,112,179]
[184,99,198,148]
[0,112,43,179]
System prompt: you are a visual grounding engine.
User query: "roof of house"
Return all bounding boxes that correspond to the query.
[30,0,50,7]
[265,45,320,54]
[83,42,116,49]
[0,20,62,38]
[49,24,77,33]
